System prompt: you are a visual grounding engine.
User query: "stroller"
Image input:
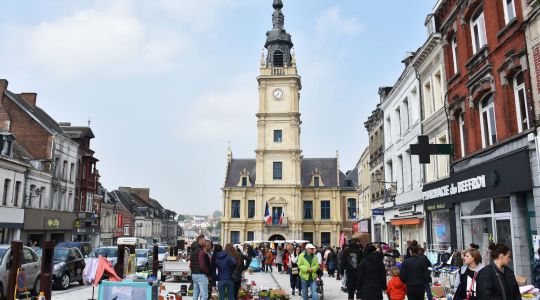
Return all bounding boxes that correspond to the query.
[249,257,262,272]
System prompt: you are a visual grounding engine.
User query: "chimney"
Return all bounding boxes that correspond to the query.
[131,188,151,202]
[0,80,8,96]
[19,93,37,107]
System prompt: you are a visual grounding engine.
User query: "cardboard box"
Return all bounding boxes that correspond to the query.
[431,285,445,298]
[516,275,527,286]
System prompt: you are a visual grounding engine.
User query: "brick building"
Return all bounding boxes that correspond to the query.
[422,0,539,278]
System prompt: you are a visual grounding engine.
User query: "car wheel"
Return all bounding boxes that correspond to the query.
[60,274,70,290]
[33,277,40,296]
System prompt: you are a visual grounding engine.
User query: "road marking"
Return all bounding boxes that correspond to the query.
[269,272,283,290]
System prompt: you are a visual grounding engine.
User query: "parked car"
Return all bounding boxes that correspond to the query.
[157,246,169,268]
[135,249,153,271]
[56,242,92,257]
[0,245,41,299]
[87,247,118,266]
[52,247,85,290]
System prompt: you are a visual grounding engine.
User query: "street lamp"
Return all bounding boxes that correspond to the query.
[372,170,397,204]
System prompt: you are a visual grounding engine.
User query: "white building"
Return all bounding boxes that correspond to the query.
[381,52,424,254]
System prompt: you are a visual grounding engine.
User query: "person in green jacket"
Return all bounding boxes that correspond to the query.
[298,243,320,300]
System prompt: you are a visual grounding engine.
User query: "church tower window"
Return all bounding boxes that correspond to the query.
[273,50,284,67]
[273,162,283,180]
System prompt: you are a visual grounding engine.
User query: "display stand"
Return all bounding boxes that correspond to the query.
[98,280,159,300]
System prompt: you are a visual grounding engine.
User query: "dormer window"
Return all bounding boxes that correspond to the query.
[310,169,324,187]
[0,133,15,157]
[238,168,252,187]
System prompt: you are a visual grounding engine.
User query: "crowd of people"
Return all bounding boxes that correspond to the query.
[188,233,524,300]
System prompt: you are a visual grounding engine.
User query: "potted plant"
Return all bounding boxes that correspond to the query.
[258,290,270,300]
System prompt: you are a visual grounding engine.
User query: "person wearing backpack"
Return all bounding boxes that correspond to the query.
[342,238,364,300]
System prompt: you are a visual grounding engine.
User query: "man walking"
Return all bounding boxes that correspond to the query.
[298,244,320,300]
[189,235,211,300]
[342,238,364,300]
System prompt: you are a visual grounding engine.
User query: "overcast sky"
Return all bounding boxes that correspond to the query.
[0,1,435,214]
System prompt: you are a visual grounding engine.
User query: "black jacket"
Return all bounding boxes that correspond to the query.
[399,255,429,287]
[477,262,520,300]
[343,244,364,271]
[358,252,387,300]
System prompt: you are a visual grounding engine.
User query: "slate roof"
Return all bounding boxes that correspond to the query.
[4,90,64,135]
[224,157,357,189]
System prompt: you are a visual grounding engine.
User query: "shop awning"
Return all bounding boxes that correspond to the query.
[390,218,423,226]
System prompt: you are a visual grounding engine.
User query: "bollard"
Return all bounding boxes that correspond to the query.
[152,244,159,278]
[40,241,55,300]
[7,240,22,300]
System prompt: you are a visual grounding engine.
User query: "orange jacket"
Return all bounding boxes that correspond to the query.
[265,251,274,264]
[387,275,407,300]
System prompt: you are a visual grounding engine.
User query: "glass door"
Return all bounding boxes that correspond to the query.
[495,218,513,268]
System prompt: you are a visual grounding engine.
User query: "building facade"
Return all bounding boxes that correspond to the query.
[357,147,371,234]
[221,1,358,246]
[424,0,536,278]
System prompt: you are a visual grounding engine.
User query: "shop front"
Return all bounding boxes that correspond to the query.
[21,209,76,246]
[0,207,24,244]
[384,203,425,254]
[423,149,533,277]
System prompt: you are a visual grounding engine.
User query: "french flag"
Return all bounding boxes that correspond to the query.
[264,202,272,224]
[279,208,285,225]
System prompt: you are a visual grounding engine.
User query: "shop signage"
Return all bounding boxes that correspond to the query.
[372,208,384,216]
[359,220,369,233]
[423,175,486,200]
[352,222,359,233]
[398,205,415,215]
[426,202,447,211]
[45,218,60,229]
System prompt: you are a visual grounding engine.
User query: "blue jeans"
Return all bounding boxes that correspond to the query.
[218,279,235,300]
[192,273,209,300]
[301,278,318,300]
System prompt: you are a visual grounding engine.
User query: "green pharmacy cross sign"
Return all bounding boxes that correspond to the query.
[410,135,453,164]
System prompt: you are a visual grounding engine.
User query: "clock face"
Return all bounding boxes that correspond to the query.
[272,88,284,100]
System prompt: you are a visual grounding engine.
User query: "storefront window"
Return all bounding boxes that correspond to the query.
[494,197,511,213]
[462,218,493,248]
[374,224,382,242]
[461,199,491,216]
[430,210,451,249]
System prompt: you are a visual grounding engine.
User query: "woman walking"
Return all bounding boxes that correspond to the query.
[275,246,284,273]
[259,248,266,272]
[227,245,250,300]
[399,244,429,300]
[288,246,302,296]
[214,244,237,300]
[453,248,483,300]
[326,248,337,277]
[477,243,520,300]
[358,244,387,300]
[265,248,274,273]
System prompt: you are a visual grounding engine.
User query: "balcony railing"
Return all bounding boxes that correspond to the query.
[264,217,288,227]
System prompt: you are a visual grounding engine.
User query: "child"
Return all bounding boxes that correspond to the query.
[387,267,407,300]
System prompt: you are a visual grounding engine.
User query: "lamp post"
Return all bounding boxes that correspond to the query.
[372,170,397,204]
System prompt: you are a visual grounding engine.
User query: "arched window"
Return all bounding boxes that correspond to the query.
[513,72,529,132]
[273,50,284,67]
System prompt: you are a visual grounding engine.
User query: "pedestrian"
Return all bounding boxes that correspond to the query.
[358,244,386,300]
[477,243,520,300]
[275,246,284,273]
[533,248,540,288]
[315,247,323,266]
[453,248,483,300]
[336,246,344,280]
[204,240,214,299]
[189,235,211,300]
[283,244,290,272]
[342,238,364,300]
[326,248,337,277]
[259,248,266,272]
[298,244,319,300]
[399,243,429,300]
[417,247,432,300]
[265,248,274,273]
[231,246,251,300]
[213,244,237,300]
[288,246,302,296]
[386,267,406,300]
[383,244,396,276]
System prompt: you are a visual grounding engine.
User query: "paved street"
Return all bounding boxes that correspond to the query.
[51,270,350,299]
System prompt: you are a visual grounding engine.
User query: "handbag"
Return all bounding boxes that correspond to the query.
[232,270,242,281]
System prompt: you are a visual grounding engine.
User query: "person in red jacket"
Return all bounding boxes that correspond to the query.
[387,267,407,300]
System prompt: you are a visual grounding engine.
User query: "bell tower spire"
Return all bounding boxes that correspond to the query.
[265,0,293,67]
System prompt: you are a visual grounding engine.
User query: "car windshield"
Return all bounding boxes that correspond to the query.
[158,247,168,254]
[91,248,118,258]
[0,248,7,264]
[136,250,147,258]
[54,248,70,262]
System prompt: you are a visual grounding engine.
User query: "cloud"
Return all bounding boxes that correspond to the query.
[0,1,184,79]
[316,6,363,38]
[175,73,258,142]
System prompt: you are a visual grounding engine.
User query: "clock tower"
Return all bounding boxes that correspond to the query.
[255,0,302,187]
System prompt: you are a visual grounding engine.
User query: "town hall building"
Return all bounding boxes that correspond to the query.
[221,0,358,246]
